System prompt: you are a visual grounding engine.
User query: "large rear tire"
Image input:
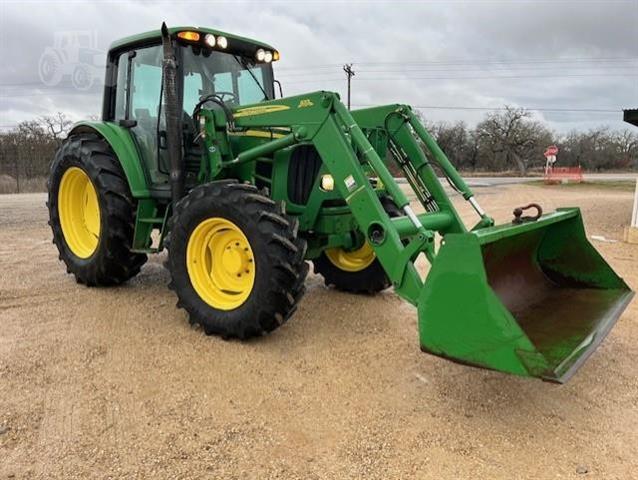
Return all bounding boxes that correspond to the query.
[48,133,147,286]
[167,181,308,339]
[313,197,401,294]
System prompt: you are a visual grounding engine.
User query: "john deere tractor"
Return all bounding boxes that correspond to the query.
[48,23,633,382]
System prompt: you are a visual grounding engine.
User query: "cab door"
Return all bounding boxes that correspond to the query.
[113,44,168,187]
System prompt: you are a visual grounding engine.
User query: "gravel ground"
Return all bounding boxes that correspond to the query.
[1,184,637,479]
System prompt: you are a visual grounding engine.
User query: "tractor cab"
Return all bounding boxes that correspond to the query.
[102,27,278,190]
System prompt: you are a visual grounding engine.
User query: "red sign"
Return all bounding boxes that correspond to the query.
[544,145,559,157]
[544,166,583,184]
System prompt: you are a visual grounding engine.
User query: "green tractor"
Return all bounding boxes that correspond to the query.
[48,23,633,382]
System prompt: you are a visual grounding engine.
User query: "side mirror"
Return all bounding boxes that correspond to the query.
[119,119,137,128]
[274,79,283,98]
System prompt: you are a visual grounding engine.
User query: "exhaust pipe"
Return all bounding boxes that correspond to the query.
[161,22,184,202]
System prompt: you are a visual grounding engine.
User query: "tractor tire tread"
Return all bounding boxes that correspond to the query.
[168,180,308,339]
[48,133,147,286]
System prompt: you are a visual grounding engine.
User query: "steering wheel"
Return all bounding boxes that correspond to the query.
[211,91,238,105]
[192,92,239,127]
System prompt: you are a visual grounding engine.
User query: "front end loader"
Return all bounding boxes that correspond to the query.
[47,24,633,383]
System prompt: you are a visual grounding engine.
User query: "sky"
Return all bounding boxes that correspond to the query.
[0,0,637,133]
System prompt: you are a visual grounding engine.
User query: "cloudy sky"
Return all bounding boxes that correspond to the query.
[1,0,636,133]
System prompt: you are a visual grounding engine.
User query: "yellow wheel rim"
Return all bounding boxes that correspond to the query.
[186,217,255,310]
[58,167,101,258]
[325,243,376,272]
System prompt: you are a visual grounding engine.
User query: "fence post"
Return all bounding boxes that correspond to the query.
[625,178,638,244]
[13,145,20,193]
[632,178,638,228]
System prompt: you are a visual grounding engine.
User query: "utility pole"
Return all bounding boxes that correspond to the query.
[343,64,355,110]
[13,143,20,194]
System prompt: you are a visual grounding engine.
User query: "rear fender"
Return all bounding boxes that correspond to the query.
[68,121,150,198]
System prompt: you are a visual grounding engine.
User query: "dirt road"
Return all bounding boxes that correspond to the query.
[1,184,637,479]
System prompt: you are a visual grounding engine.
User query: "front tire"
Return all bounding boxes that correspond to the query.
[313,196,401,294]
[48,133,147,286]
[167,181,308,339]
[313,244,391,294]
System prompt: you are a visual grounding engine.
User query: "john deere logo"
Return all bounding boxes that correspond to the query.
[298,99,314,108]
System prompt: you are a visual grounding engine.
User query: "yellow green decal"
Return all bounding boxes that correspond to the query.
[233,105,290,118]
[228,129,288,139]
[298,99,314,108]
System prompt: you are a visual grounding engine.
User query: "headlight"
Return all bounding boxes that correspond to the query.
[203,34,216,47]
[256,49,266,61]
[264,51,273,63]
[320,174,334,191]
[217,36,228,49]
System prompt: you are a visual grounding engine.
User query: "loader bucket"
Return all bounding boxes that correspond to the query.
[418,208,633,382]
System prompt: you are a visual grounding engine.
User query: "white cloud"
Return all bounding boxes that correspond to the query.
[0,0,636,131]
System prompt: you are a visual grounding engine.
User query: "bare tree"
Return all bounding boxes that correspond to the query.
[475,106,552,175]
[613,129,638,169]
[38,112,72,146]
[428,120,476,170]
[1,107,636,195]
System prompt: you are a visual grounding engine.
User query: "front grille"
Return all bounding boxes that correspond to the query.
[287,145,323,205]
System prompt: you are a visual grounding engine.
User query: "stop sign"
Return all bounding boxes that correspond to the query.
[545,145,559,157]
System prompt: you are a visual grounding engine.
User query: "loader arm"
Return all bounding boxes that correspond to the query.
[209,91,488,305]
[199,90,632,382]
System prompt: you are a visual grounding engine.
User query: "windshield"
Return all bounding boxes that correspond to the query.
[180,44,275,114]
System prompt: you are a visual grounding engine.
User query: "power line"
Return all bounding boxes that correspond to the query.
[1,69,632,96]
[355,58,638,66]
[282,73,637,84]
[352,104,621,113]
[276,65,637,77]
[276,57,638,72]
[277,57,638,68]
[358,73,637,80]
